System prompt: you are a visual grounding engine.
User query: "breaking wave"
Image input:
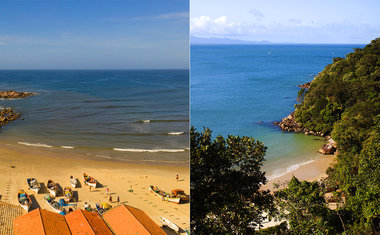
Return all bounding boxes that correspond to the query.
[113,148,186,153]
[18,142,53,148]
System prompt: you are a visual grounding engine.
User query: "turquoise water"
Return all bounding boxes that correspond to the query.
[0,70,189,163]
[191,44,364,179]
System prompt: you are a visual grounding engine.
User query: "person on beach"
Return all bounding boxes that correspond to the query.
[109,195,112,203]
[89,186,92,192]
[106,188,109,195]
[176,174,179,182]
[117,196,120,204]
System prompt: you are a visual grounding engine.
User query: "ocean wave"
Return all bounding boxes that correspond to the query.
[61,145,74,149]
[18,142,53,148]
[95,155,112,159]
[113,148,186,153]
[266,160,316,181]
[168,132,184,135]
[135,119,188,123]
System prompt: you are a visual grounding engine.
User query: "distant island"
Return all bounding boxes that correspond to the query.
[191,36,271,45]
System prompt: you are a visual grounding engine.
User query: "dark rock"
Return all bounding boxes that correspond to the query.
[318,140,337,155]
[0,108,21,127]
[275,112,306,133]
[298,82,311,89]
[0,90,36,99]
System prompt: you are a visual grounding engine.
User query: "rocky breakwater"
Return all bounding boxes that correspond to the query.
[0,108,21,127]
[0,90,35,99]
[0,90,35,127]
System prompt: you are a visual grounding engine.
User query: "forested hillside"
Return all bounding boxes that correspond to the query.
[291,38,380,233]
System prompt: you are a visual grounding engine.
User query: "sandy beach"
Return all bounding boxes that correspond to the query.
[262,154,336,191]
[0,141,190,232]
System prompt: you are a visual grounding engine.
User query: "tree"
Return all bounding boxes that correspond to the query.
[274,177,343,234]
[190,127,276,234]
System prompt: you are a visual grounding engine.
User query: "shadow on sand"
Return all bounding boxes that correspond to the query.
[29,194,40,210]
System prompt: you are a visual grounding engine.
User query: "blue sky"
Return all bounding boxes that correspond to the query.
[191,0,380,44]
[0,0,189,69]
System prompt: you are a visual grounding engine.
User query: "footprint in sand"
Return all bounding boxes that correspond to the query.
[163,211,168,213]
[141,187,145,189]
[138,197,142,199]
[144,200,148,202]
[169,214,174,217]
[159,209,164,211]
[152,205,157,207]
[148,202,152,204]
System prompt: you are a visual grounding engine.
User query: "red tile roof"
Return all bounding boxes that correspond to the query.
[103,204,165,235]
[13,209,71,235]
[65,209,113,235]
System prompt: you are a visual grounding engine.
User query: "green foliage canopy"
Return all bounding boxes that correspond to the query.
[190,127,276,234]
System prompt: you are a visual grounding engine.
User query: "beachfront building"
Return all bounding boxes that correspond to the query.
[13,208,71,235]
[13,205,165,235]
[102,204,166,235]
[65,209,113,235]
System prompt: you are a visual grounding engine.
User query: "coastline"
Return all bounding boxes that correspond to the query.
[262,153,335,191]
[0,142,190,231]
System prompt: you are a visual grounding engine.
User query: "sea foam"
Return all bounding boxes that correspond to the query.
[61,146,74,149]
[266,159,316,181]
[113,148,185,153]
[168,131,184,135]
[18,142,53,148]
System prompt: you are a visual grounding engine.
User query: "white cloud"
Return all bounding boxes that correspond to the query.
[191,16,246,36]
[214,16,227,24]
[191,15,380,43]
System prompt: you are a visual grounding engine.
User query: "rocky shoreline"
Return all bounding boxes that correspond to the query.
[0,108,21,127]
[0,90,36,99]
[274,82,338,156]
[0,90,35,127]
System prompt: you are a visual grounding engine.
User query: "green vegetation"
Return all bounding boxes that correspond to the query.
[289,38,380,233]
[190,39,379,234]
[190,127,276,234]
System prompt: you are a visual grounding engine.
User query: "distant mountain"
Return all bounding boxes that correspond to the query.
[191,36,271,45]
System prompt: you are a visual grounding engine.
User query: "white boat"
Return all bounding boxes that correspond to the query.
[149,185,181,204]
[18,189,32,212]
[27,178,41,193]
[83,173,97,188]
[47,179,58,197]
[70,176,77,188]
[160,216,180,232]
[44,194,62,213]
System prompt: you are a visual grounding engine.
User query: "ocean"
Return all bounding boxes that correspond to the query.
[191,44,364,179]
[0,70,189,163]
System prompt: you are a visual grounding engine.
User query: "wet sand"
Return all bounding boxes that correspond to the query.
[262,154,336,191]
[0,142,190,233]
